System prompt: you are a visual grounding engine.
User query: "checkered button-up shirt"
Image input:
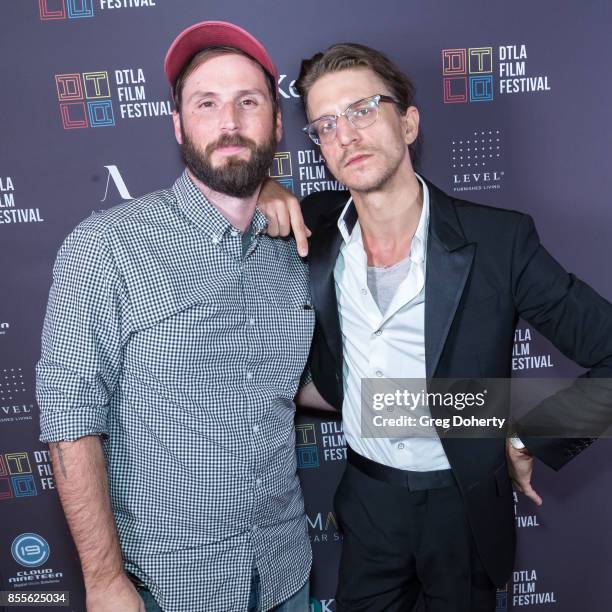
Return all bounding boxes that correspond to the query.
[37,171,315,612]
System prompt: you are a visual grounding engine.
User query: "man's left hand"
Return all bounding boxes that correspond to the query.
[506,437,543,506]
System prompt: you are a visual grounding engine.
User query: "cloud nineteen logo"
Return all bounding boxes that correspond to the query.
[442,47,493,103]
[55,72,115,129]
[39,0,94,20]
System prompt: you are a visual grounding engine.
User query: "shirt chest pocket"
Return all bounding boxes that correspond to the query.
[249,252,314,311]
[256,284,315,339]
[249,272,315,364]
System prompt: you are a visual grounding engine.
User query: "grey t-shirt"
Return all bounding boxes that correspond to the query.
[367,255,412,314]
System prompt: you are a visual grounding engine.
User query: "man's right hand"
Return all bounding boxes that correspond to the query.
[86,574,146,611]
[506,437,543,506]
[258,179,311,257]
[49,438,146,611]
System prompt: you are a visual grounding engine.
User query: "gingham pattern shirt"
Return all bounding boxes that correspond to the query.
[37,171,314,612]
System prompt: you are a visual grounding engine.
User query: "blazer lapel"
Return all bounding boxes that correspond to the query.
[425,182,475,378]
[309,219,345,365]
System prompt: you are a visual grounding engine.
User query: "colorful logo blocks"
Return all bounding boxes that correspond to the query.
[55,72,115,129]
[0,452,38,500]
[39,0,94,20]
[442,47,493,103]
[296,423,320,469]
[269,152,295,194]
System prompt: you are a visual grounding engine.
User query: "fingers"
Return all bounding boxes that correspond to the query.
[266,211,280,237]
[288,199,310,257]
[257,179,312,256]
[275,201,291,237]
[522,483,543,506]
[261,201,290,238]
[258,179,293,238]
[511,474,543,506]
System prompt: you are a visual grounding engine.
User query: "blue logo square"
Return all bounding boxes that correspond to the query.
[12,475,37,498]
[276,178,295,194]
[67,0,94,18]
[297,445,319,469]
[87,100,115,127]
[469,75,493,102]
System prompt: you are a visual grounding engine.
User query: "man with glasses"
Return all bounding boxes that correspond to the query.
[261,43,612,611]
[37,21,312,612]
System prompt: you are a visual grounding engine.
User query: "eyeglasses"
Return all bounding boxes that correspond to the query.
[303,94,400,145]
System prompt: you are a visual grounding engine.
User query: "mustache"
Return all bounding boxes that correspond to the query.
[206,134,257,156]
[340,148,373,166]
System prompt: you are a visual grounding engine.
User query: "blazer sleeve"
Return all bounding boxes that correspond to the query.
[511,214,612,469]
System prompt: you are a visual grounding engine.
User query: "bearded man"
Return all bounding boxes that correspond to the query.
[37,21,312,612]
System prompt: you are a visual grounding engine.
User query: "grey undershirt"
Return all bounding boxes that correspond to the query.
[367,255,412,314]
[241,223,254,257]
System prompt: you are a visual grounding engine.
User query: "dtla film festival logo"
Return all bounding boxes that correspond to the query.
[0,176,45,225]
[295,423,319,469]
[55,71,114,129]
[442,44,551,103]
[442,47,494,103]
[39,0,157,20]
[269,150,346,198]
[269,152,295,194]
[0,450,56,501]
[295,420,346,468]
[0,453,37,500]
[54,68,172,130]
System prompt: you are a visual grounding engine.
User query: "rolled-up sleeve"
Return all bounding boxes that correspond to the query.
[37,224,129,442]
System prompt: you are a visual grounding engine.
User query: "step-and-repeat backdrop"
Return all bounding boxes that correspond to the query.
[1,1,611,610]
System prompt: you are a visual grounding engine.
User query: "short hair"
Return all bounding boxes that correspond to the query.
[173,46,278,117]
[295,43,420,166]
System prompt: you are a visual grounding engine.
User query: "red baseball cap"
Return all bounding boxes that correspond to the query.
[164,20,279,95]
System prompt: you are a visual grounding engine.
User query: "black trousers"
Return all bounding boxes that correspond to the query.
[334,461,497,612]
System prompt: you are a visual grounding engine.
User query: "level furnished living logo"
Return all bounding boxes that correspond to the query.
[449,129,504,193]
[442,44,551,103]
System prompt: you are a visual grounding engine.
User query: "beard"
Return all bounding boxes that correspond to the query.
[180,124,277,198]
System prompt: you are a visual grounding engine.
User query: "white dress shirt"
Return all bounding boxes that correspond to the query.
[334,175,451,471]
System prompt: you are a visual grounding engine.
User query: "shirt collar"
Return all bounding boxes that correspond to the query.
[173,170,268,243]
[337,173,430,263]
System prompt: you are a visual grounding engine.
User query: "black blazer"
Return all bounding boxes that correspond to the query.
[302,178,612,586]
